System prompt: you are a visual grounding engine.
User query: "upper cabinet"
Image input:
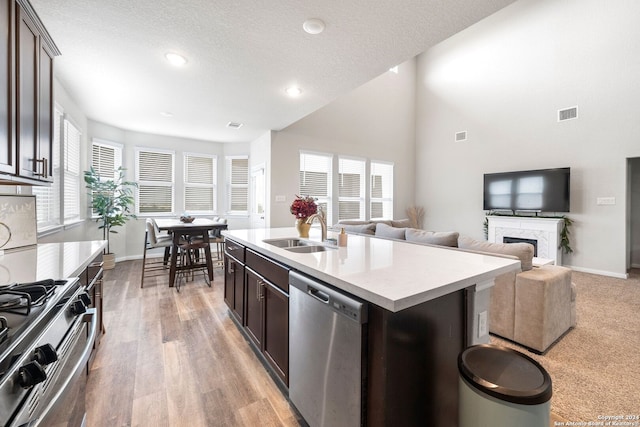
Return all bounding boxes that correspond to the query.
[0,0,59,185]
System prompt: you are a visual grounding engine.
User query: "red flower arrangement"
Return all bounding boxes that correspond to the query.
[290,195,318,219]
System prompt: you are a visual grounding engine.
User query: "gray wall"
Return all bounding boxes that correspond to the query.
[414,0,640,277]
[270,59,417,228]
[630,158,640,268]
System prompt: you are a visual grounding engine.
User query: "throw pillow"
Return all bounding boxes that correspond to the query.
[457,235,534,271]
[405,229,459,247]
[375,223,406,240]
[391,218,412,228]
[339,223,376,235]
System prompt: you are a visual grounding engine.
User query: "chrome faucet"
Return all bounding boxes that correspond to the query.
[306,208,327,242]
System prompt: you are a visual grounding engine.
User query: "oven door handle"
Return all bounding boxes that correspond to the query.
[29,308,97,427]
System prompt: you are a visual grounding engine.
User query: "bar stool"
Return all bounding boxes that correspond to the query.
[175,232,212,292]
[141,218,173,287]
[209,217,227,269]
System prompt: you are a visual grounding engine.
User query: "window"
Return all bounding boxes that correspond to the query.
[92,139,122,178]
[184,153,216,213]
[136,148,174,214]
[63,118,81,223]
[299,151,332,225]
[370,161,394,219]
[338,157,365,221]
[90,139,123,217]
[33,107,62,230]
[226,156,248,214]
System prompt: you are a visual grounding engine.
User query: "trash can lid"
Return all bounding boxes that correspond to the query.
[458,344,552,405]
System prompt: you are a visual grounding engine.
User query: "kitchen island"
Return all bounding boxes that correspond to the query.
[223,227,520,427]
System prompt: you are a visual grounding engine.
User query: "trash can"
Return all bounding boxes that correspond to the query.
[458,344,552,427]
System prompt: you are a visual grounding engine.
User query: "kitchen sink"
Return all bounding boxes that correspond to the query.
[263,238,312,248]
[284,245,335,253]
[263,238,336,253]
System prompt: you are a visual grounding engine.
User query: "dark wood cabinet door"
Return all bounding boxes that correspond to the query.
[263,281,289,385]
[223,255,235,310]
[244,268,263,348]
[232,262,245,323]
[16,5,38,179]
[0,0,15,175]
[37,40,53,181]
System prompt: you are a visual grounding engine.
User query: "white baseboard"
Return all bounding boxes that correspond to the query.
[566,265,629,279]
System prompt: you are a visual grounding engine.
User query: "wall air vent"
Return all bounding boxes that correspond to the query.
[455,131,467,142]
[227,122,243,129]
[558,106,578,122]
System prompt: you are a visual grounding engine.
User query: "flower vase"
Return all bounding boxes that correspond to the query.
[295,218,311,238]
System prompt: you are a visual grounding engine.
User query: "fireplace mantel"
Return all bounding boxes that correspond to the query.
[487,216,564,265]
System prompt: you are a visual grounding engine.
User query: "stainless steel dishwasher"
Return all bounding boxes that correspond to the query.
[289,270,368,427]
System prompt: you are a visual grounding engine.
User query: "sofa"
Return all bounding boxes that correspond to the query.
[332,220,576,353]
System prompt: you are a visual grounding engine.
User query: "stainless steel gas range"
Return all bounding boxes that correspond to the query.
[0,278,97,426]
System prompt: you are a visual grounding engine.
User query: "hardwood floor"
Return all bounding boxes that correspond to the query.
[86,259,301,427]
[87,259,564,427]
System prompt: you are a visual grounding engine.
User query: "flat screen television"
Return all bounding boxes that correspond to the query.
[483,167,570,213]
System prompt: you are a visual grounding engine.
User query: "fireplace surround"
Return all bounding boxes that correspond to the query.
[487,216,564,265]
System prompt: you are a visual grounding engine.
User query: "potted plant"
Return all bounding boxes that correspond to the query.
[84,166,137,269]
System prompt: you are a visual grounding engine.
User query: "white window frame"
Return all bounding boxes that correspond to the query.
[370,160,394,220]
[34,105,63,232]
[226,155,249,215]
[299,150,333,225]
[90,139,124,218]
[338,156,366,221]
[135,147,175,215]
[62,115,82,224]
[184,152,217,214]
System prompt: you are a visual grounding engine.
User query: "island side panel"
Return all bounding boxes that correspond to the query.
[367,289,466,427]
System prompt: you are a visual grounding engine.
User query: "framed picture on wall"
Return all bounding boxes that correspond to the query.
[0,195,37,251]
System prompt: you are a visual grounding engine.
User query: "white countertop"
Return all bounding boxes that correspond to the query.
[0,240,107,285]
[223,228,520,312]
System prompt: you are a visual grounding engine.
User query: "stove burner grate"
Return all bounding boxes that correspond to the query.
[0,279,59,316]
[0,316,7,345]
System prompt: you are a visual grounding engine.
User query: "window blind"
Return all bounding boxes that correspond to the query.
[136,149,174,214]
[227,156,248,213]
[63,118,81,222]
[185,153,216,212]
[34,107,62,229]
[299,152,332,225]
[370,161,394,219]
[338,157,365,220]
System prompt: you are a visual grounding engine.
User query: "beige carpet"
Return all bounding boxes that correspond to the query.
[491,269,640,423]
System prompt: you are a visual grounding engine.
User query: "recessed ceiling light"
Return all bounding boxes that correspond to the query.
[227,122,243,129]
[160,111,173,117]
[285,86,302,97]
[165,52,187,67]
[303,18,325,35]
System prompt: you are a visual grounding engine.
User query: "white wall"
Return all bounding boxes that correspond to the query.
[630,158,640,268]
[270,59,417,228]
[414,0,640,277]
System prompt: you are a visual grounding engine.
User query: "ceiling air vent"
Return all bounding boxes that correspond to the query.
[227,122,243,129]
[455,131,467,142]
[558,106,578,122]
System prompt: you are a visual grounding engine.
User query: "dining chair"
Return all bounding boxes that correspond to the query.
[140,218,173,287]
[175,230,212,292]
[209,217,227,268]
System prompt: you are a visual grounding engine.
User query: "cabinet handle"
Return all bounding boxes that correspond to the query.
[256,280,266,301]
[228,260,235,273]
[33,158,48,178]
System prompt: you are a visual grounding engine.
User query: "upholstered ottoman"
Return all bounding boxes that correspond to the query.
[514,265,574,353]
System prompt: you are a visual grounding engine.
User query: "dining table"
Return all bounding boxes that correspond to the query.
[155,218,228,287]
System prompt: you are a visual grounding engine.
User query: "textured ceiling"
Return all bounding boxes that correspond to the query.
[30,0,515,143]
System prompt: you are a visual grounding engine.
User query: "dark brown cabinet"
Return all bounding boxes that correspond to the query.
[224,239,245,323]
[223,240,290,386]
[0,0,59,185]
[244,249,289,385]
[78,252,104,368]
[0,0,15,175]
